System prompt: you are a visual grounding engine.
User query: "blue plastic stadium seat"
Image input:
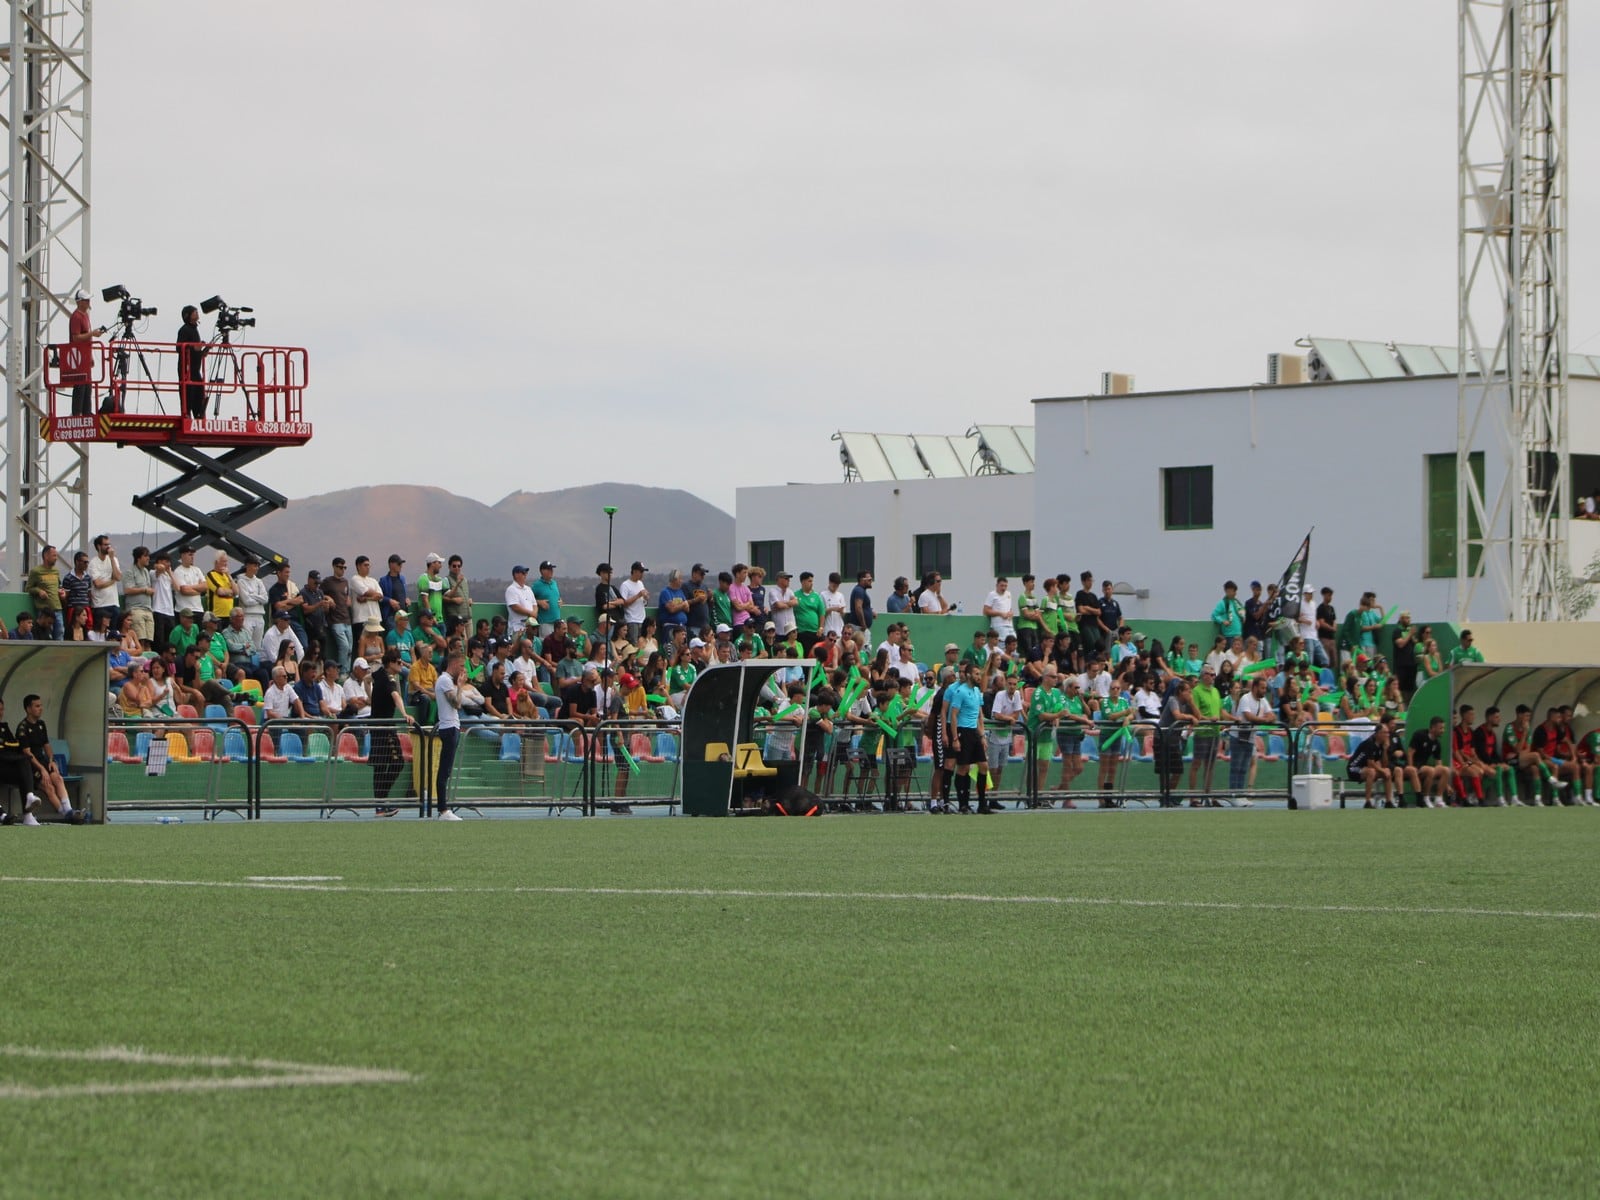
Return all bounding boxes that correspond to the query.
[1318,668,1335,688]
[277,731,317,764]
[499,733,520,762]
[223,728,251,762]
[656,732,678,762]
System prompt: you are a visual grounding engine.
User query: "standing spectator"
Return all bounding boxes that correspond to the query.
[747,566,770,630]
[983,577,1015,642]
[1242,581,1266,641]
[1315,587,1339,668]
[684,564,711,637]
[204,550,234,623]
[379,554,408,631]
[657,569,690,642]
[531,560,560,635]
[619,561,649,642]
[594,563,626,631]
[26,544,64,640]
[885,576,911,613]
[1015,575,1043,658]
[443,555,473,637]
[432,652,466,820]
[1074,572,1103,663]
[1293,587,1323,667]
[766,569,796,641]
[122,545,156,648]
[350,555,384,635]
[172,546,207,621]
[1212,580,1244,641]
[849,570,875,648]
[794,571,825,655]
[418,553,447,624]
[61,551,92,631]
[322,557,353,671]
[1228,675,1272,804]
[89,535,123,630]
[1189,666,1224,800]
[726,562,755,634]
[505,565,537,632]
[1098,580,1123,643]
[300,568,332,658]
[266,562,306,646]
[821,573,847,640]
[151,551,176,650]
[234,555,270,650]
[710,571,735,632]
[1391,612,1418,695]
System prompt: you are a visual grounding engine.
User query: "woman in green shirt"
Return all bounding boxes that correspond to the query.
[1096,679,1134,800]
[1419,637,1444,681]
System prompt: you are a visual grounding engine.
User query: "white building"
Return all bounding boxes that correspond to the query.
[733,341,1600,620]
[734,428,1035,615]
[1034,340,1600,621]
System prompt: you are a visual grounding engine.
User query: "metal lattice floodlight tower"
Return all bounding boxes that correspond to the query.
[0,0,90,589]
[1458,0,1568,622]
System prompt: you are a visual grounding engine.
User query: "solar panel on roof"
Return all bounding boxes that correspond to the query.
[835,432,895,482]
[914,435,969,478]
[1394,344,1448,376]
[1350,340,1406,379]
[876,433,926,480]
[1307,338,1370,381]
[1433,346,1461,374]
[974,425,1032,474]
[1013,426,1035,462]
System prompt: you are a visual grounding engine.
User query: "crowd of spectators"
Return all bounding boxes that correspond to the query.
[12,535,1542,813]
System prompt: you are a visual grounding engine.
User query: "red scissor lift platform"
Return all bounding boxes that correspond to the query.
[46,340,311,564]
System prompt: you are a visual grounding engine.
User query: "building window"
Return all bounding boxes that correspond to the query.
[1163,466,1213,531]
[748,540,784,576]
[839,536,874,581]
[914,533,952,581]
[992,530,1030,577]
[1573,454,1600,512]
[1426,452,1485,578]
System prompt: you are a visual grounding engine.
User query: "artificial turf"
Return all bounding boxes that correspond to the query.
[1,810,1597,1198]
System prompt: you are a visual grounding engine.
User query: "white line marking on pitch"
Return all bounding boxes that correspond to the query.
[0,1044,413,1100]
[1,873,1596,922]
[245,875,343,882]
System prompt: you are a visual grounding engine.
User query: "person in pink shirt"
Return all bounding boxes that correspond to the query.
[728,563,758,631]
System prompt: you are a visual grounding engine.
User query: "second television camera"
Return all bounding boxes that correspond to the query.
[200,294,256,334]
[101,284,156,327]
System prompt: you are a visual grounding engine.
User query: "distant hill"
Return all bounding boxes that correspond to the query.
[107,482,734,582]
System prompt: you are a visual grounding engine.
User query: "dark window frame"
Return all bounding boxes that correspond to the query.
[914,533,952,581]
[1163,466,1214,531]
[992,530,1030,577]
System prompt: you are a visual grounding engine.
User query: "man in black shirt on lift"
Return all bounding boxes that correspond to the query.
[176,306,207,420]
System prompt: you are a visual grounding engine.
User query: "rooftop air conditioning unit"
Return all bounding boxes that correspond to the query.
[1267,353,1307,385]
[1100,372,1135,396]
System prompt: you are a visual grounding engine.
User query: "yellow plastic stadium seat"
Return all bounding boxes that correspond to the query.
[166,732,203,765]
[704,741,731,763]
[733,742,778,778]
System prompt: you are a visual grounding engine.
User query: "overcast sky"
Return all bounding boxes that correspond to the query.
[74,2,1600,539]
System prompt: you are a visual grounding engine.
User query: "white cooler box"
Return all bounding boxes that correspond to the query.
[1292,774,1334,810]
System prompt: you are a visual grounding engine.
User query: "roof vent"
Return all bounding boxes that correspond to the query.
[1100,372,1135,396]
[1267,353,1306,385]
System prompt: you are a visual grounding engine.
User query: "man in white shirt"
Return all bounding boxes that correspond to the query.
[618,561,649,642]
[234,555,270,647]
[342,658,373,718]
[89,535,121,628]
[263,666,305,720]
[350,556,384,630]
[1229,675,1274,805]
[767,569,797,638]
[152,550,176,649]
[433,652,465,820]
[822,573,847,638]
[505,565,537,632]
[261,610,306,666]
[1293,587,1325,667]
[172,547,207,617]
[983,577,1016,642]
[317,662,346,719]
[988,676,1026,793]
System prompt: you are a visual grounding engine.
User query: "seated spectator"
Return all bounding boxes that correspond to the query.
[342,658,373,719]
[263,666,305,720]
[408,645,438,713]
[386,610,416,667]
[292,660,324,719]
[261,609,305,670]
[222,608,258,670]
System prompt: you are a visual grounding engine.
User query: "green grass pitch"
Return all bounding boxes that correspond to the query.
[2,811,1598,1198]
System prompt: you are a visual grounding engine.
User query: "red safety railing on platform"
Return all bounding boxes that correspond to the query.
[47,339,308,424]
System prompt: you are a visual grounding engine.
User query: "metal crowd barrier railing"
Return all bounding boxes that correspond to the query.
[423,717,591,818]
[106,716,256,820]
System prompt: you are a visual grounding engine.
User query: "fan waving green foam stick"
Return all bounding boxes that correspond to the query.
[1239,659,1280,678]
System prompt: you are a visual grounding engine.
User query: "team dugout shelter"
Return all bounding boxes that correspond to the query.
[680,660,813,816]
[1406,663,1600,744]
[0,642,107,822]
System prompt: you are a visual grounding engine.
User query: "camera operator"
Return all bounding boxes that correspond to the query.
[176,306,206,420]
[67,289,106,416]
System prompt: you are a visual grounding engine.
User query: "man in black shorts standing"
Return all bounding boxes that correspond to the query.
[943,662,991,814]
[369,648,415,816]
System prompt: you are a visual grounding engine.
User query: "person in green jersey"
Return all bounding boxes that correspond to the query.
[1447,629,1485,666]
[1096,678,1134,800]
[1015,575,1043,659]
[792,571,827,656]
[1025,671,1066,806]
[1189,665,1224,801]
[1052,675,1096,805]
